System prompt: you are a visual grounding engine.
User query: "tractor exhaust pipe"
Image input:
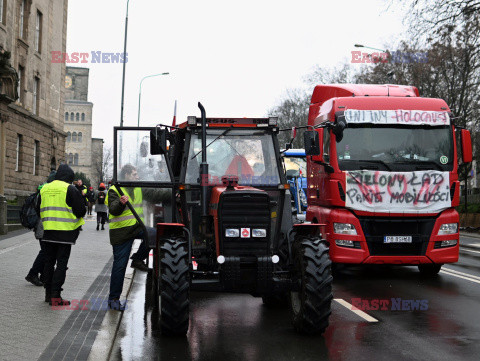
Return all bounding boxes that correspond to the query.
[198,102,208,219]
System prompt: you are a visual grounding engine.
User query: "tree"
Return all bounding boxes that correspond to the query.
[74,172,91,188]
[92,145,113,185]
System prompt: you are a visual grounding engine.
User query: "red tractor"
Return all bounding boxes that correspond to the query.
[113,103,333,335]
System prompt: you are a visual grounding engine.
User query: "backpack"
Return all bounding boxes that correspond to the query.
[20,192,40,229]
[97,191,106,204]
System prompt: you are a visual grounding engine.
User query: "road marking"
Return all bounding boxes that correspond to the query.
[440,269,480,285]
[462,242,480,249]
[334,298,379,322]
[460,248,480,255]
[0,240,35,255]
[442,267,480,281]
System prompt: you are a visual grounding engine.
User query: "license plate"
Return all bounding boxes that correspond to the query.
[384,236,412,244]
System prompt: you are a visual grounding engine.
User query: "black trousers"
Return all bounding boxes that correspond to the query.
[42,242,72,294]
[27,240,46,279]
[97,212,108,225]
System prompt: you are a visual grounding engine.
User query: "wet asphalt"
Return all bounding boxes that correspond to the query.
[110,235,480,361]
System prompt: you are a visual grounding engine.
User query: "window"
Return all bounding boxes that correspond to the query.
[33,140,39,175]
[19,0,27,39]
[72,132,77,142]
[16,134,22,172]
[70,112,74,121]
[76,113,79,121]
[78,132,82,142]
[35,10,42,53]
[74,153,79,166]
[68,153,73,165]
[17,65,24,104]
[81,113,85,121]
[33,77,39,115]
[1,0,7,24]
[67,132,71,142]
[65,112,68,121]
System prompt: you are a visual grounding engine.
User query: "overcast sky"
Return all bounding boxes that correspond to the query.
[66,0,407,145]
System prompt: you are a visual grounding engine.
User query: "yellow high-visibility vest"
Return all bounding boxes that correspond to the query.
[40,180,85,231]
[106,186,144,229]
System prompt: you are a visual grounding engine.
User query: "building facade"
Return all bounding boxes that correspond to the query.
[64,66,103,188]
[0,0,68,201]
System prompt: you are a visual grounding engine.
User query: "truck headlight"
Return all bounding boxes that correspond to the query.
[252,229,267,237]
[438,223,458,235]
[225,228,239,237]
[333,223,357,235]
[300,190,307,207]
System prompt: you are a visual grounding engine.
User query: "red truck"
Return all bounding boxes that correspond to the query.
[305,84,472,275]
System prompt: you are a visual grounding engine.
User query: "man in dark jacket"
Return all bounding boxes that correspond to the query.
[37,164,86,305]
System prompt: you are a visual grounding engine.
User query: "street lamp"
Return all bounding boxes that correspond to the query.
[137,72,170,127]
[120,0,130,127]
[354,44,387,52]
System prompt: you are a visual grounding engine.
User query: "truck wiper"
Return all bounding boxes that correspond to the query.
[395,160,443,171]
[191,128,232,160]
[357,160,392,171]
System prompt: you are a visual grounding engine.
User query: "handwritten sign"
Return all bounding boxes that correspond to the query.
[345,170,450,213]
[344,109,450,126]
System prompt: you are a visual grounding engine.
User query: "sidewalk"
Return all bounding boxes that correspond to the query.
[0,214,135,361]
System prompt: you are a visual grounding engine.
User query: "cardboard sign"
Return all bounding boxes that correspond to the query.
[345,170,450,213]
[344,109,450,126]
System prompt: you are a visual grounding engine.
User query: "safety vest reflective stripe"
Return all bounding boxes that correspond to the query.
[40,207,74,213]
[109,214,136,223]
[42,217,82,223]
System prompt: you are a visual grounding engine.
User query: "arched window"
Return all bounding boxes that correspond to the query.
[76,113,79,121]
[67,132,71,142]
[70,112,74,121]
[81,113,85,121]
[51,157,56,171]
[65,112,68,121]
[78,132,82,142]
[68,153,73,165]
[74,153,79,165]
[72,132,77,142]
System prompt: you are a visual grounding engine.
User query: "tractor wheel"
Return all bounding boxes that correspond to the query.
[159,238,190,336]
[290,238,333,334]
[418,264,442,277]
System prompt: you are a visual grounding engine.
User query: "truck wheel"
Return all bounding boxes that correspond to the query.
[159,238,190,336]
[290,238,333,334]
[418,264,442,276]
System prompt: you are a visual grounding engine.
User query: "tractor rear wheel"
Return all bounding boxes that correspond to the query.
[159,238,190,336]
[290,238,333,334]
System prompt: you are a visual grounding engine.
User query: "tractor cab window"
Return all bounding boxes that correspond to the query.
[185,129,281,186]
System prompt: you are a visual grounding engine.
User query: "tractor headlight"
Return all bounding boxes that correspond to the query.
[225,228,239,237]
[333,223,357,235]
[438,223,458,235]
[252,228,267,237]
[300,190,307,207]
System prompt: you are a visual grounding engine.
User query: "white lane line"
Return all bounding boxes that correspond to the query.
[334,298,379,323]
[0,239,35,255]
[462,242,480,249]
[460,248,480,255]
[442,267,480,281]
[440,270,480,285]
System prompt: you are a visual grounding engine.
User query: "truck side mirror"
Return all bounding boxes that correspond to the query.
[311,128,324,162]
[332,120,346,143]
[150,129,167,155]
[304,130,320,156]
[461,128,472,163]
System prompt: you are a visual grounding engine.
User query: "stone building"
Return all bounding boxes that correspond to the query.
[64,66,103,188]
[0,0,68,204]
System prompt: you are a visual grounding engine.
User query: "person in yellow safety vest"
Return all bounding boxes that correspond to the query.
[106,164,154,310]
[36,164,86,306]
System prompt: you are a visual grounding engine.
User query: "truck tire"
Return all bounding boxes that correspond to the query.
[290,238,333,334]
[418,264,442,276]
[159,238,190,336]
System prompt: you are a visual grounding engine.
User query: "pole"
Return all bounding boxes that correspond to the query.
[120,0,130,127]
[137,72,169,127]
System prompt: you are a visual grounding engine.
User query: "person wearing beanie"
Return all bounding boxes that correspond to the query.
[95,183,108,230]
[36,164,86,305]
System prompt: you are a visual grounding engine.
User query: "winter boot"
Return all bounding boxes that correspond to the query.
[101,224,105,230]
[25,274,43,287]
[96,223,99,231]
[49,291,70,306]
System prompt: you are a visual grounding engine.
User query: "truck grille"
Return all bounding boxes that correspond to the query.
[219,191,270,257]
[358,216,436,256]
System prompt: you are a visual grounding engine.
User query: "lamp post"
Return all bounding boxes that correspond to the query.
[137,72,170,127]
[119,0,130,127]
[354,44,386,52]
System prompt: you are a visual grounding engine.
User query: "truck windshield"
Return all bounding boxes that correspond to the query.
[185,129,281,186]
[336,125,454,171]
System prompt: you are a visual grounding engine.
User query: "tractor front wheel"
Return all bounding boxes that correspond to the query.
[159,238,190,336]
[290,238,333,334]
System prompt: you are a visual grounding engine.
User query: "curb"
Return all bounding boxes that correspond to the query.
[87,241,142,361]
